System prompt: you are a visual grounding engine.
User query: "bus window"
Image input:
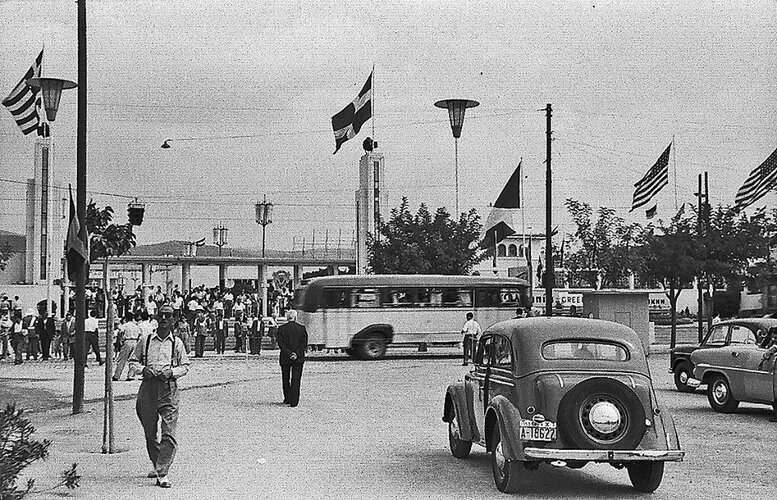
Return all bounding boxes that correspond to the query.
[322,289,351,309]
[352,288,378,308]
[475,288,525,307]
[382,289,415,307]
[416,289,433,306]
[438,288,472,307]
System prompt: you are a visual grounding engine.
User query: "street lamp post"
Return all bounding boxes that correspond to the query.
[26,77,77,322]
[212,223,228,256]
[213,223,228,290]
[255,197,273,318]
[255,196,273,259]
[434,98,479,216]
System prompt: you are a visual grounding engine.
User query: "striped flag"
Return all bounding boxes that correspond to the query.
[331,72,372,154]
[631,143,671,212]
[2,49,49,137]
[734,147,777,211]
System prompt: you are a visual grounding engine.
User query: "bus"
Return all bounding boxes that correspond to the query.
[294,275,531,359]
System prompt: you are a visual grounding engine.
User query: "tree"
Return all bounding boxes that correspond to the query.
[563,199,643,288]
[86,201,137,261]
[367,198,487,275]
[636,214,700,348]
[0,242,13,272]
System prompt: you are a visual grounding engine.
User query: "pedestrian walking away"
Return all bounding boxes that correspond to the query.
[62,313,76,360]
[0,312,11,360]
[129,304,190,488]
[276,309,308,407]
[114,312,142,381]
[23,309,39,361]
[193,308,208,357]
[460,312,481,366]
[11,313,26,365]
[84,310,104,366]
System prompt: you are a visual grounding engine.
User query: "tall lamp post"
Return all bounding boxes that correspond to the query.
[434,98,479,216]
[255,196,273,258]
[255,197,273,318]
[213,223,228,256]
[213,223,228,290]
[26,77,77,321]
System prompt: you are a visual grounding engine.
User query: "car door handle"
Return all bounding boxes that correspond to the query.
[731,351,739,357]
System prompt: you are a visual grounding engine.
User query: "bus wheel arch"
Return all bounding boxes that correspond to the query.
[351,325,393,360]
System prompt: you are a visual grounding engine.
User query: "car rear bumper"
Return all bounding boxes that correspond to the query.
[523,447,685,462]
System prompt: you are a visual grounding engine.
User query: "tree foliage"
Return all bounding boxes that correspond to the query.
[367,198,487,275]
[0,242,13,272]
[0,404,80,499]
[563,199,643,288]
[86,201,137,261]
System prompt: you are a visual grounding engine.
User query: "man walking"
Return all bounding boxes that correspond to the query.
[23,308,39,361]
[62,313,75,360]
[84,309,104,366]
[214,313,227,354]
[460,312,481,366]
[193,308,208,357]
[114,312,142,381]
[276,309,308,407]
[129,304,190,488]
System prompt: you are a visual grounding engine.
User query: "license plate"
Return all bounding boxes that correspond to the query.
[519,419,557,441]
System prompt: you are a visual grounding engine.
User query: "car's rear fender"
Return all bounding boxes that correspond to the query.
[485,395,524,460]
[443,383,477,442]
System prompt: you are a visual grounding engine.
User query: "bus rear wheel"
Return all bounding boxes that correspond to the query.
[356,336,387,360]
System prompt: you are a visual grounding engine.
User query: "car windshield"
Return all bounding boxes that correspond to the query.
[542,341,629,361]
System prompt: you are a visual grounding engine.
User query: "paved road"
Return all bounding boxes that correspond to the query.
[6,350,775,499]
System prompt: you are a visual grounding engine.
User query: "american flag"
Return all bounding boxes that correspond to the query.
[2,49,49,137]
[331,71,372,154]
[631,143,671,212]
[734,147,777,211]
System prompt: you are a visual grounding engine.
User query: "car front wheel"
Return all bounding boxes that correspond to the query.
[673,363,696,393]
[490,425,523,493]
[707,375,739,413]
[448,411,472,459]
[627,461,664,492]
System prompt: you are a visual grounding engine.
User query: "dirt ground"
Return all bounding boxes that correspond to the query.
[2,349,775,499]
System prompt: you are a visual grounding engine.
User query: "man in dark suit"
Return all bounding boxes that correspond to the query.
[276,309,308,407]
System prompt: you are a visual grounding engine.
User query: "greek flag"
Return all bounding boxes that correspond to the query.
[331,72,372,154]
[2,49,49,137]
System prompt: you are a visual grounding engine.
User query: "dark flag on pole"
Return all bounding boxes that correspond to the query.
[631,143,671,212]
[331,72,373,154]
[645,205,657,219]
[66,185,88,282]
[482,161,522,248]
[734,147,777,211]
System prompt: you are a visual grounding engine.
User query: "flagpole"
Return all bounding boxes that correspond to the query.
[672,135,678,211]
[371,63,375,143]
[520,159,525,268]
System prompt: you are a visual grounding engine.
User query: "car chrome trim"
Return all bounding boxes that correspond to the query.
[695,364,769,375]
[627,375,636,389]
[523,448,685,462]
[554,373,564,388]
[686,378,701,388]
[489,377,515,387]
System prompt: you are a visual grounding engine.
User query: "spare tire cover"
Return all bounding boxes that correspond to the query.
[557,377,647,450]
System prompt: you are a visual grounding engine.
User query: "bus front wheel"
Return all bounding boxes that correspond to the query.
[357,336,387,360]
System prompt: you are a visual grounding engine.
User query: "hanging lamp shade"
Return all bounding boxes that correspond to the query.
[26,77,77,122]
[434,99,479,139]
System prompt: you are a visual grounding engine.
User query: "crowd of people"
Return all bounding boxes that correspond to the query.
[0,284,291,367]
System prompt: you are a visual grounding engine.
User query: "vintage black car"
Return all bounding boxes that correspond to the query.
[670,318,777,392]
[443,317,684,493]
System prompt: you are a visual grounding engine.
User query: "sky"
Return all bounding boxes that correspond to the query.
[1,0,776,254]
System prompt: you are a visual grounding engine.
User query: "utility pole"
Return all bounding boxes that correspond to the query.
[544,104,554,317]
[696,172,710,343]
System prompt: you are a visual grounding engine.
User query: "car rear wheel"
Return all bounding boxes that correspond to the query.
[448,411,472,459]
[356,336,386,360]
[627,461,664,492]
[490,425,523,493]
[557,377,647,450]
[673,363,696,393]
[707,375,739,413]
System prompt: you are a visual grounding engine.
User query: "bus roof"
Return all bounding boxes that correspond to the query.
[301,274,530,289]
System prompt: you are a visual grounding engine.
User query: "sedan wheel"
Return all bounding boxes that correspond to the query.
[707,375,739,413]
[490,425,524,493]
[627,461,664,492]
[448,412,472,459]
[673,365,696,393]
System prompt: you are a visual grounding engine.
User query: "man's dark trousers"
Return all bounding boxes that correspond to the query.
[136,376,179,477]
[281,361,303,405]
[194,335,205,358]
[86,332,102,363]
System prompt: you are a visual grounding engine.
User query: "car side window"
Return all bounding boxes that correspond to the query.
[493,335,513,368]
[729,325,756,345]
[705,326,728,346]
[475,335,493,366]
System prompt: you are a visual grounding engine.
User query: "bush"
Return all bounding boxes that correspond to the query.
[0,404,80,499]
